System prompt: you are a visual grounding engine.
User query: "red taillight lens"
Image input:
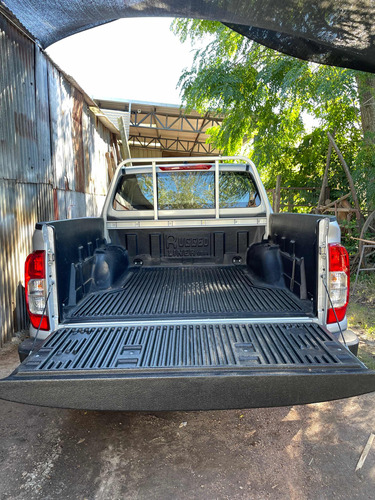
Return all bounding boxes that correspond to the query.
[327,243,350,324]
[25,251,49,331]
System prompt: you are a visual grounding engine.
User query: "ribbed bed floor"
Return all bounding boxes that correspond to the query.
[67,266,312,321]
[19,323,352,372]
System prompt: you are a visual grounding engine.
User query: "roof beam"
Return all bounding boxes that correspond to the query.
[128,135,218,154]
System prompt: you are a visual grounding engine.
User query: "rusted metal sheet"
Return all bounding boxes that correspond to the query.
[82,106,110,197]
[72,88,85,193]
[0,14,38,183]
[48,65,75,191]
[47,61,65,190]
[35,46,53,184]
[0,180,55,345]
[0,14,115,347]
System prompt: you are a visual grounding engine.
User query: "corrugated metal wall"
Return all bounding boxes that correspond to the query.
[0,14,116,346]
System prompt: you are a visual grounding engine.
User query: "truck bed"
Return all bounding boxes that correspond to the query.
[66,265,312,322]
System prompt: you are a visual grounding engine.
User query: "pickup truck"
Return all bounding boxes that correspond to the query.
[1,156,374,410]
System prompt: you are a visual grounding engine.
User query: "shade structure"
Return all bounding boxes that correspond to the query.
[1,0,375,72]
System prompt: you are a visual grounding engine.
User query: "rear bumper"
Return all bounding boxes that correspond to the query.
[338,329,359,356]
[1,368,375,411]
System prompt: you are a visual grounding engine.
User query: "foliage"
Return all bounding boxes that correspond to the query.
[350,272,375,308]
[171,19,375,210]
[348,272,375,368]
[357,345,375,370]
[339,219,360,256]
[353,143,375,212]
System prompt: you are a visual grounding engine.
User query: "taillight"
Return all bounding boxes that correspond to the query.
[327,243,350,324]
[25,251,49,330]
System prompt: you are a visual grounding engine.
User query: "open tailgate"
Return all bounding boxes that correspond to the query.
[1,322,375,410]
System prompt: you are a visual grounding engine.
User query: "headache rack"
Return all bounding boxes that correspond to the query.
[103,155,271,225]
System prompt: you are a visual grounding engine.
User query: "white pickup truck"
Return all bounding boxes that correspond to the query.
[1,156,374,410]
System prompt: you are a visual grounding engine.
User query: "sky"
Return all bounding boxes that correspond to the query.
[46,18,196,105]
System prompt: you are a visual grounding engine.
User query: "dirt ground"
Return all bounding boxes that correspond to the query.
[0,341,375,500]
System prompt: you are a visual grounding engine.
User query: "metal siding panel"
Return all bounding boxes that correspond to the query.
[0,16,37,182]
[13,24,38,182]
[36,182,54,222]
[35,46,53,184]
[0,18,40,346]
[64,190,82,218]
[72,88,85,193]
[48,63,66,190]
[0,19,12,178]
[56,189,67,219]
[0,182,14,345]
[95,122,110,197]
[63,191,106,218]
[85,111,96,195]
[0,180,54,346]
[0,14,113,346]
[83,107,108,197]
[85,192,106,216]
[82,104,91,191]
[60,78,75,191]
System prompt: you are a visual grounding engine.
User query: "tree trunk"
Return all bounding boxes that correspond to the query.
[275,175,281,213]
[356,73,375,145]
[356,74,375,215]
[318,136,333,208]
[327,132,363,229]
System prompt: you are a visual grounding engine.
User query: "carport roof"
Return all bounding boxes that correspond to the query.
[95,98,222,156]
[1,0,375,72]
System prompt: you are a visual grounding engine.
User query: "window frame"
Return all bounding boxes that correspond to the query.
[106,160,268,221]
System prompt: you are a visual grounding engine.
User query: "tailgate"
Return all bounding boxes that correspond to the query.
[1,322,374,410]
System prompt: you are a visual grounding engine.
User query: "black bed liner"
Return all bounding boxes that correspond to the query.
[15,323,361,371]
[67,266,312,321]
[1,322,375,410]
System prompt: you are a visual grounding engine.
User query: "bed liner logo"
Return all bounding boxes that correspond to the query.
[165,233,211,257]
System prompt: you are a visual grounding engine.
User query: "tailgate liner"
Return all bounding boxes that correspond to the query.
[14,323,361,372]
[1,322,375,410]
[67,266,312,321]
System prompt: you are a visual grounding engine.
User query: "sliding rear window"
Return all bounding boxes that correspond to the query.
[113,170,261,211]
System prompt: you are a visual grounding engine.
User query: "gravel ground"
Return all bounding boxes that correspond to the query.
[0,341,375,500]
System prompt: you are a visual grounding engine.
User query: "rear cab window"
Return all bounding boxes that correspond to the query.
[113,168,261,213]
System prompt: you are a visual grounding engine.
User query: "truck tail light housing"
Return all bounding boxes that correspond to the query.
[25,250,49,331]
[327,243,350,324]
